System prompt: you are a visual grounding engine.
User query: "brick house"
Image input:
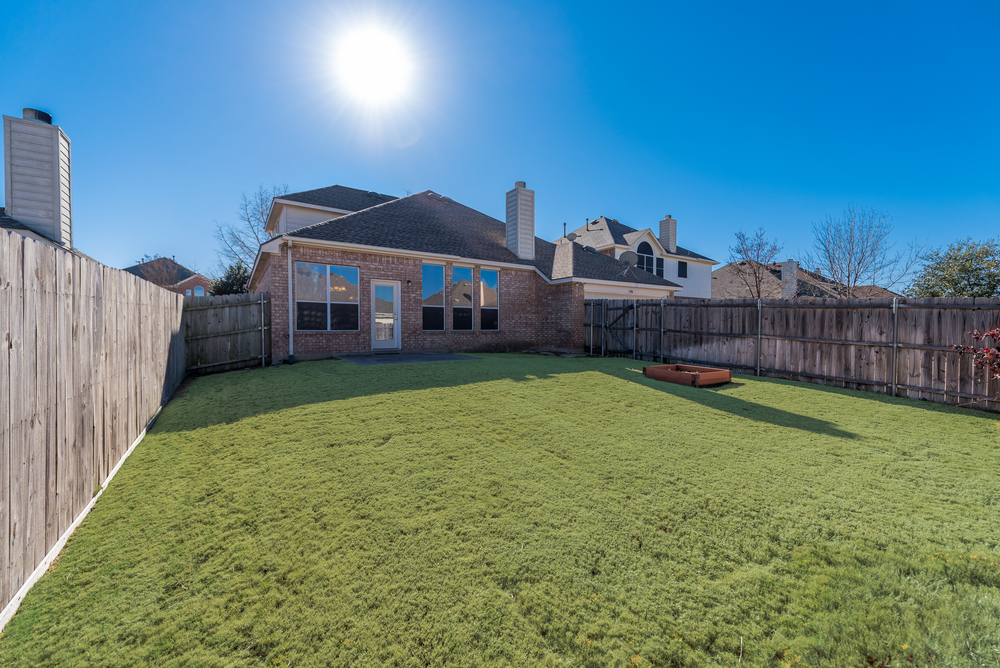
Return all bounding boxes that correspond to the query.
[248,182,684,362]
[711,259,903,299]
[123,257,212,297]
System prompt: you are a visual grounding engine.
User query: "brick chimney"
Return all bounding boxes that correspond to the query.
[3,108,72,247]
[505,181,534,260]
[781,259,798,299]
[659,215,677,253]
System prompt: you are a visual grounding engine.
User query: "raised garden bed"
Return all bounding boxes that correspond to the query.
[642,363,732,387]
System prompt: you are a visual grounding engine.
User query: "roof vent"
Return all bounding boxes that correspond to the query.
[22,108,52,124]
[366,191,383,200]
[583,245,599,255]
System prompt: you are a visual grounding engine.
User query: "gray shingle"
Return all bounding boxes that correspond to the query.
[287,192,680,288]
[280,185,398,212]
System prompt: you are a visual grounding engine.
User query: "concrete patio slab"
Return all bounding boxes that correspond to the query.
[335,352,480,366]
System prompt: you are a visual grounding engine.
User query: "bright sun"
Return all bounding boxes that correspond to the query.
[336,27,413,107]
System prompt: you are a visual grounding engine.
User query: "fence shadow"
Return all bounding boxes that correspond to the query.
[150,354,578,435]
[597,365,861,440]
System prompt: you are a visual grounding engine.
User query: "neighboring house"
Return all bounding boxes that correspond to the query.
[123,257,212,297]
[712,259,902,299]
[249,181,682,362]
[566,215,718,298]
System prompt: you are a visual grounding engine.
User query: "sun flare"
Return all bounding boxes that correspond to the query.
[335,27,414,107]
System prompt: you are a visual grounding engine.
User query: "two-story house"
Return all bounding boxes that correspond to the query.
[566,215,717,298]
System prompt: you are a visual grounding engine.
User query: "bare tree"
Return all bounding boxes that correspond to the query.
[803,205,921,298]
[727,227,784,298]
[214,184,288,270]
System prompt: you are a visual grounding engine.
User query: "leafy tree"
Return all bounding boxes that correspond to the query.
[803,205,921,297]
[727,227,784,298]
[210,262,250,296]
[908,238,1000,298]
[214,184,288,270]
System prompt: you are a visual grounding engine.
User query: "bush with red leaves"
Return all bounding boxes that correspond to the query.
[951,327,1000,380]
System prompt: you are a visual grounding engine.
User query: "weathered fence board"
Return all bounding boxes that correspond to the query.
[0,231,185,614]
[585,297,1000,412]
[182,292,271,373]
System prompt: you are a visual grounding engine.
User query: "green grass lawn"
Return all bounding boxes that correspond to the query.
[2,354,999,668]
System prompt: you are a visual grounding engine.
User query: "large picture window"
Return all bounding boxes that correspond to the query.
[480,269,499,331]
[295,262,359,331]
[422,264,445,331]
[637,242,655,274]
[452,266,473,331]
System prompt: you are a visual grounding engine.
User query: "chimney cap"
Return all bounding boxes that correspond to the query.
[22,108,52,124]
[515,181,526,188]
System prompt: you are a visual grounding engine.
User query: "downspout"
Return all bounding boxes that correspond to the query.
[287,238,295,364]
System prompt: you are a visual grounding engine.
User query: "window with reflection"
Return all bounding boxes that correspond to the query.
[637,242,655,273]
[452,266,473,330]
[194,286,205,297]
[295,262,359,330]
[480,269,499,330]
[422,264,445,330]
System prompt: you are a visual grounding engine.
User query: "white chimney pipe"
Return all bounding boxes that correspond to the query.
[505,181,534,260]
[3,108,72,247]
[781,259,798,299]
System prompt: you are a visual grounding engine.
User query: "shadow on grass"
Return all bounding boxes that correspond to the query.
[155,354,995,440]
[597,364,862,440]
[153,354,580,435]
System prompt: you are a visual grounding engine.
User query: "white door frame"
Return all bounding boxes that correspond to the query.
[370,280,401,351]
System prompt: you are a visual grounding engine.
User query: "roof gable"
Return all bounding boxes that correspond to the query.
[282,192,680,289]
[569,216,716,262]
[123,257,198,286]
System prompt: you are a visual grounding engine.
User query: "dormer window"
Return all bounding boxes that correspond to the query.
[636,242,655,273]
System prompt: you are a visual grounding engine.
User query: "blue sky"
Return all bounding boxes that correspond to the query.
[2,0,998,277]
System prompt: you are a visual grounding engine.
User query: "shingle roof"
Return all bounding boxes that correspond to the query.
[0,207,32,232]
[122,257,198,286]
[711,261,902,299]
[286,191,680,288]
[569,216,716,262]
[279,185,398,212]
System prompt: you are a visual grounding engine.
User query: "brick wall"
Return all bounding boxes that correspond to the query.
[255,242,586,361]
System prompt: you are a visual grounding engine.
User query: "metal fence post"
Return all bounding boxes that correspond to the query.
[602,299,606,357]
[756,299,763,377]
[659,299,664,363]
[891,297,898,396]
[260,292,266,368]
[633,298,637,360]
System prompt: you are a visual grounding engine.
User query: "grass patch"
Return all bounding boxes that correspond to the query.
[1,354,998,667]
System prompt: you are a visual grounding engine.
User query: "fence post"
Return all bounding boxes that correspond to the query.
[756,299,762,377]
[260,292,266,368]
[891,297,898,397]
[589,302,594,357]
[633,299,637,360]
[602,300,606,357]
[659,299,664,363]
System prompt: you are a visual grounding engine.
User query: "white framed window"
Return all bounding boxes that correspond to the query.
[422,264,445,331]
[295,262,359,331]
[678,261,688,279]
[480,269,499,330]
[194,286,205,297]
[185,289,192,297]
[636,242,655,274]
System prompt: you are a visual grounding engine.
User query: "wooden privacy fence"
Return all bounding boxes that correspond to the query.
[183,292,271,373]
[1,230,185,614]
[584,297,1000,411]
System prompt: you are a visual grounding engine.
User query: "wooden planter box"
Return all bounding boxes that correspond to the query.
[642,364,732,387]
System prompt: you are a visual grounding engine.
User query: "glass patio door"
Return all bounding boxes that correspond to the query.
[371,281,401,350]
